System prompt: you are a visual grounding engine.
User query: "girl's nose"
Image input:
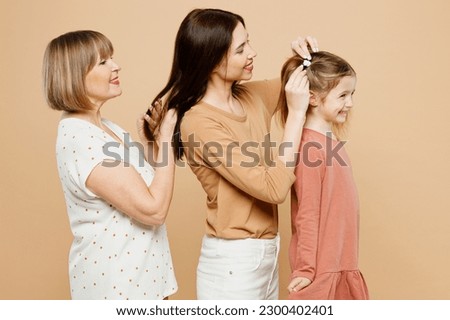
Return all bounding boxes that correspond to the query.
[346,97,353,108]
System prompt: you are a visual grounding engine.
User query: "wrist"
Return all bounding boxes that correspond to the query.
[158,136,172,143]
[286,111,306,126]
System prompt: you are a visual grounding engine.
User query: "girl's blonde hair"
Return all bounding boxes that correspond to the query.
[42,30,114,112]
[277,51,356,140]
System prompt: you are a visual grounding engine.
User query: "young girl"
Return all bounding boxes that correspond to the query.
[277,51,369,300]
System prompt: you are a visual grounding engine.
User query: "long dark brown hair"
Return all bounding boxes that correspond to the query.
[145,8,246,159]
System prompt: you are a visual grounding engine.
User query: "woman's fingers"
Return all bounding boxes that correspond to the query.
[291,35,319,59]
[285,66,305,88]
[291,36,311,59]
[285,67,309,94]
[305,35,319,53]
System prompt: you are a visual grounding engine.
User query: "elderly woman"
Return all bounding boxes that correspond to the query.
[43,30,177,299]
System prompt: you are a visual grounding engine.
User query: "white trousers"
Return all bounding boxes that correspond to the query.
[197,234,280,300]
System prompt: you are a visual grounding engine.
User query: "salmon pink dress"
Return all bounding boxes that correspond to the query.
[288,128,369,300]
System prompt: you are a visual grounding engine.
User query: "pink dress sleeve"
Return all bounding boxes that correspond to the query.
[291,144,325,282]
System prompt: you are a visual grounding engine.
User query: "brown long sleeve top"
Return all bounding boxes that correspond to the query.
[180,79,296,239]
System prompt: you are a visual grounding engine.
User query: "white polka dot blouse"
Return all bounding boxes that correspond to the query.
[55,118,177,300]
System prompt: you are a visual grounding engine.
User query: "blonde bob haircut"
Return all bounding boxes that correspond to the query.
[277,51,356,140]
[42,30,114,112]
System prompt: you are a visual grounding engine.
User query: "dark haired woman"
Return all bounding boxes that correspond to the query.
[148,9,318,299]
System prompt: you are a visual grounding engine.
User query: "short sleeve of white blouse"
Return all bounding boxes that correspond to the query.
[56,118,177,300]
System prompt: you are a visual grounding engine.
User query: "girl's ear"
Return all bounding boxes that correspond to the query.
[309,91,319,107]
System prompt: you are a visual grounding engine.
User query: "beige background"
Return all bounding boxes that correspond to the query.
[1,0,449,300]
